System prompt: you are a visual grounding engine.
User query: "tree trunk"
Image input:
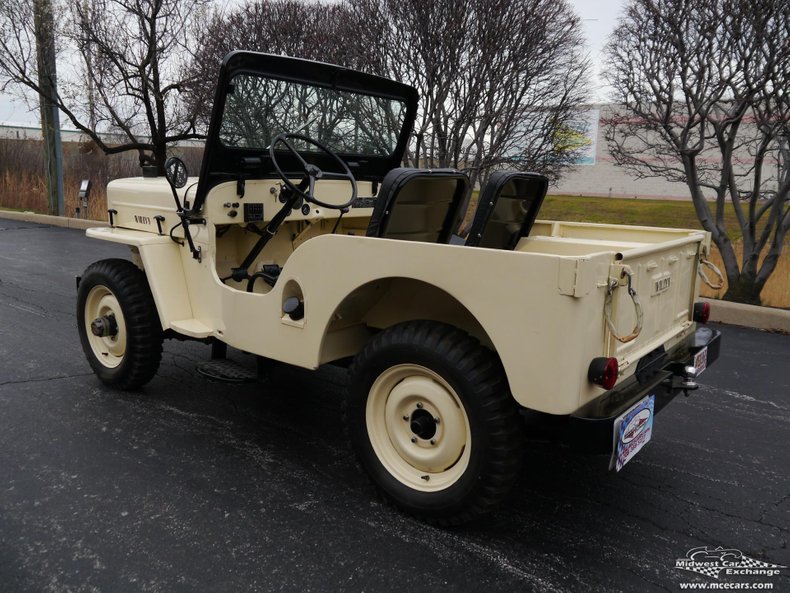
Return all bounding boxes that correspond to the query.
[33,0,65,216]
[153,144,167,176]
[722,273,762,305]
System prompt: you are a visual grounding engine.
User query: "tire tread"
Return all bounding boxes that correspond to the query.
[346,320,524,526]
[77,258,163,390]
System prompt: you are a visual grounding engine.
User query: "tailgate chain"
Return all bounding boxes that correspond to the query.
[698,259,725,289]
[604,267,644,343]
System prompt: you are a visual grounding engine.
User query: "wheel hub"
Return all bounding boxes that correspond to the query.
[91,314,118,337]
[410,408,437,440]
[366,364,471,492]
[84,285,127,369]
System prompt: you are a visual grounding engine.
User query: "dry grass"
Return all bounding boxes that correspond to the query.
[0,138,203,220]
[0,138,134,220]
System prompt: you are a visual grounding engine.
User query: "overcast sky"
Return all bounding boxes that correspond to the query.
[0,0,628,126]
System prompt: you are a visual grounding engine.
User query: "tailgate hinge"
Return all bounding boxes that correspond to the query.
[558,258,591,297]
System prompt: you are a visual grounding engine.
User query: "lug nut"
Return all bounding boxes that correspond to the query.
[430,439,436,445]
[434,417,440,424]
[410,437,417,443]
[416,402,423,409]
[403,415,409,421]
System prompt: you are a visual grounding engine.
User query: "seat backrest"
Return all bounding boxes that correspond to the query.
[465,171,549,249]
[366,168,470,243]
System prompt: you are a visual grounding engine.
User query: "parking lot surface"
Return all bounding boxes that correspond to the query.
[1,218,788,592]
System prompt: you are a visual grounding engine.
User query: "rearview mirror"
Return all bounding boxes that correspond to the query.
[165,157,188,189]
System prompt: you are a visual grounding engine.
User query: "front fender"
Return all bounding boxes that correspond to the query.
[86,227,193,328]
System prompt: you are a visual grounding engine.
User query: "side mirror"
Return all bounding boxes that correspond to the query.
[165,156,188,189]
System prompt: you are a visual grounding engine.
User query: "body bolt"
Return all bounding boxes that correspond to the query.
[410,437,417,443]
[403,415,409,421]
[434,417,440,424]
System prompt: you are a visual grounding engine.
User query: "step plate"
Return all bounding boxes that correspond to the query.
[196,360,258,383]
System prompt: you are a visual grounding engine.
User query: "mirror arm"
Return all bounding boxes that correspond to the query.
[163,156,201,260]
[170,185,184,212]
[179,215,202,262]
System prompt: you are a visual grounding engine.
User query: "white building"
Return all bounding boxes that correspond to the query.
[0,122,94,142]
[552,104,783,200]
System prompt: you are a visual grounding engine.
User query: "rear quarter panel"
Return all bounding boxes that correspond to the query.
[265,235,616,415]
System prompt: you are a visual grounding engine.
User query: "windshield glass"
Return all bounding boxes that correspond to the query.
[219,73,408,157]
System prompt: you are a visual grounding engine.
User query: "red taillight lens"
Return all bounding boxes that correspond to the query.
[693,301,710,324]
[588,357,619,390]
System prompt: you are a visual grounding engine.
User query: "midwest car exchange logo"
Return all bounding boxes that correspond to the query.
[675,546,786,580]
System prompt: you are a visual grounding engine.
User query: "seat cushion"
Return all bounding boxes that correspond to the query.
[367,168,470,243]
[466,171,548,249]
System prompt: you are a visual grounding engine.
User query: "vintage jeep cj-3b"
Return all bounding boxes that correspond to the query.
[77,52,721,525]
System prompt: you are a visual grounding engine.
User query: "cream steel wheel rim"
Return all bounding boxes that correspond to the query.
[84,285,127,369]
[366,364,471,492]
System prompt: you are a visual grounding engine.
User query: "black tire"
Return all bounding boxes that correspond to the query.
[346,320,524,526]
[77,258,163,389]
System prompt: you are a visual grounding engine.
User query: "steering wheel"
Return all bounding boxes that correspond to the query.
[269,132,357,210]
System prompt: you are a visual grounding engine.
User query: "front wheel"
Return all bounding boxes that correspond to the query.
[346,321,524,525]
[77,259,163,389]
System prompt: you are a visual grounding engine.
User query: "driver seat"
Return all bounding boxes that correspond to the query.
[366,168,470,243]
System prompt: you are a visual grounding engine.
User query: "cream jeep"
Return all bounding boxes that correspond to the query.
[77,52,721,525]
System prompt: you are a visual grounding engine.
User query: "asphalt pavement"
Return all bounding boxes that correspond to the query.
[0,217,788,593]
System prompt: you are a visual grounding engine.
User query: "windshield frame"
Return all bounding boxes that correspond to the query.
[193,51,418,212]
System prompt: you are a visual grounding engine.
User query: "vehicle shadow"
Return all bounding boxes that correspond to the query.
[99,347,699,591]
[149,351,649,530]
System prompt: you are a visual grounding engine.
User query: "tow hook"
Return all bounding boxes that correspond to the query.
[663,364,700,396]
[681,365,699,396]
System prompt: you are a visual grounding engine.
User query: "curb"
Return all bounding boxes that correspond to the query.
[2,210,788,333]
[0,210,107,230]
[701,297,790,334]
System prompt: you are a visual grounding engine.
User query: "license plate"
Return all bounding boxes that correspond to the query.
[694,347,708,375]
[610,395,655,472]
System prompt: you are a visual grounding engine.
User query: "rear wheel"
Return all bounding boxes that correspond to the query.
[77,259,163,389]
[346,321,524,525]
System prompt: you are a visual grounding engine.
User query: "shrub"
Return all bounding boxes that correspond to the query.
[0,137,203,220]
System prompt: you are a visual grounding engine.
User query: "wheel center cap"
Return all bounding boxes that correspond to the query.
[91,314,118,337]
[410,409,437,440]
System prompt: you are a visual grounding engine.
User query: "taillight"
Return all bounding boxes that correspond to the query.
[588,357,619,390]
[693,301,710,324]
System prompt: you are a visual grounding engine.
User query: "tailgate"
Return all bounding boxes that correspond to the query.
[605,233,706,363]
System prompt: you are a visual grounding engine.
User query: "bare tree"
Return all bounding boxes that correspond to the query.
[190,0,588,187]
[187,0,360,124]
[0,0,211,173]
[346,0,589,186]
[604,0,790,304]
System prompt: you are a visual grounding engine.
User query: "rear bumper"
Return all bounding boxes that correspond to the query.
[568,326,721,454]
